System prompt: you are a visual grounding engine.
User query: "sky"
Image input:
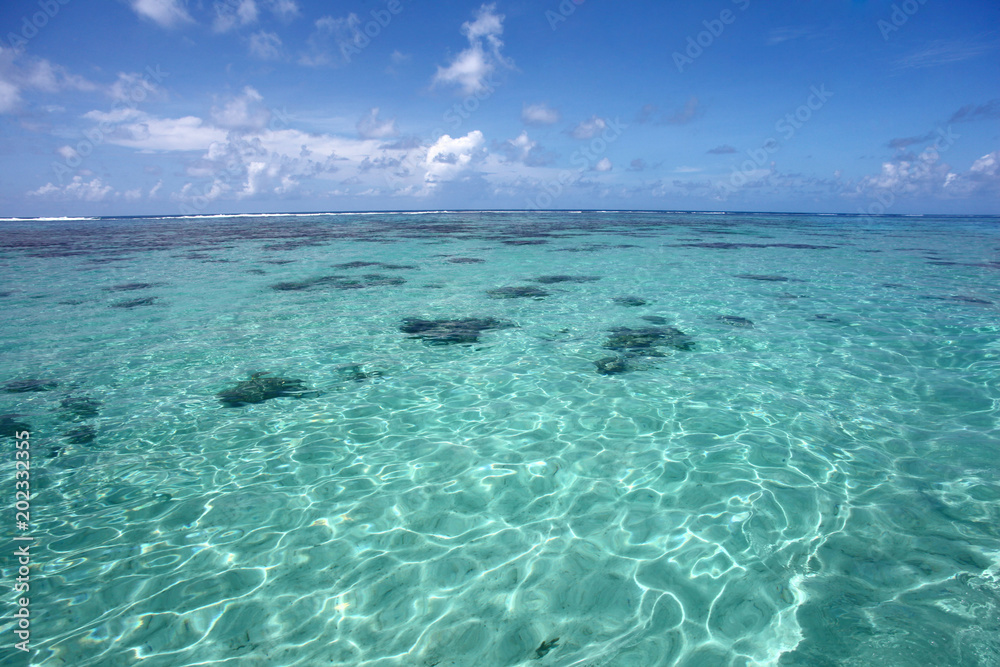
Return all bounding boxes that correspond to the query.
[0,0,997,217]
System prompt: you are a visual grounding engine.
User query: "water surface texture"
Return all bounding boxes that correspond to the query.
[1,211,999,666]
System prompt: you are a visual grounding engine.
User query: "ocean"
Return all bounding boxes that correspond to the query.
[1,211,998,666]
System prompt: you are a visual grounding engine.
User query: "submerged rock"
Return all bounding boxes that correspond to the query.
[60,397,102,419]
[4,379,58,393]
[640,315,668,325]
[400,317,515,345]
[604,326,695,353]
[0,415,31,437]
[535,638,560,659]
[613,296,648,307]
[531,275,601,284]
[217,373,311,407]
[594,356,629,375]
[486,286,549,299]
[102,282,158,292]
[62,425,96,445]
[271,274,405,292]
[447,257,486,264]
[335,364,381,383]
[735,274,804,282]
[950,295,993,305]
[719,315,754,328]
[333,261,417,270]
[111,297,159,308]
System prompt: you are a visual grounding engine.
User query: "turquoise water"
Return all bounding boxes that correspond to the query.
[1,211,998,666]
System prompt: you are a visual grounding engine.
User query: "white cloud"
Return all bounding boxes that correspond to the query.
[82,109,227,151]
[265,0,299,21]
[356,108,398,140]
[129,0,194,29]
[0,48,97,113]
[249,31,283,60]
[213,0,258,32]
[0,78,21,113]
[211,86,271,131]
[433,4,512,95]
[28,176,114,201]
[593,157,612,172]
[969,151,998,177]
[56,145,78,160]
[108,71,164,104]
[424,131,485,188]
[570,116,607,140]
[522,103,560,126]
[850,149,1000,201]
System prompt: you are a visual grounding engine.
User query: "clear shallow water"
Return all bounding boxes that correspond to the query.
[0,211,998,667]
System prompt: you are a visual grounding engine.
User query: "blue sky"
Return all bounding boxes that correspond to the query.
[0,0,997,216]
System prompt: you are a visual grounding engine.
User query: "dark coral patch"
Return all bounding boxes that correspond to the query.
[60,397,102,420]
[735,274,805,282]
[604,326,694,353]
[486,286,549,299]
[102,282,158,292]
[271,274,405,292]
[400,317,515,345]
[594,356,629,375]
[719,315,754,328]
[0,415,31,437]
[111,297,159,308]
[5,379,58,393]
[531,275,601,284]
[62,425,97,445]
[217,373,312,407]
[613,296,648,307]
[446,257,486,264]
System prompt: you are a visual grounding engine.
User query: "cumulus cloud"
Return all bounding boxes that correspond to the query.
[522,103,560,126]
[569,116,607,140]
[499,131,554,166]
[433,4,512,95]
[28,176,114,201]
[356,108,398,140]
[850,147,1000,201]
[249,31,283,60]
[423,131,485,187]
[211,86,271,131]
[593,157,612,172]
[129,0,194,29]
